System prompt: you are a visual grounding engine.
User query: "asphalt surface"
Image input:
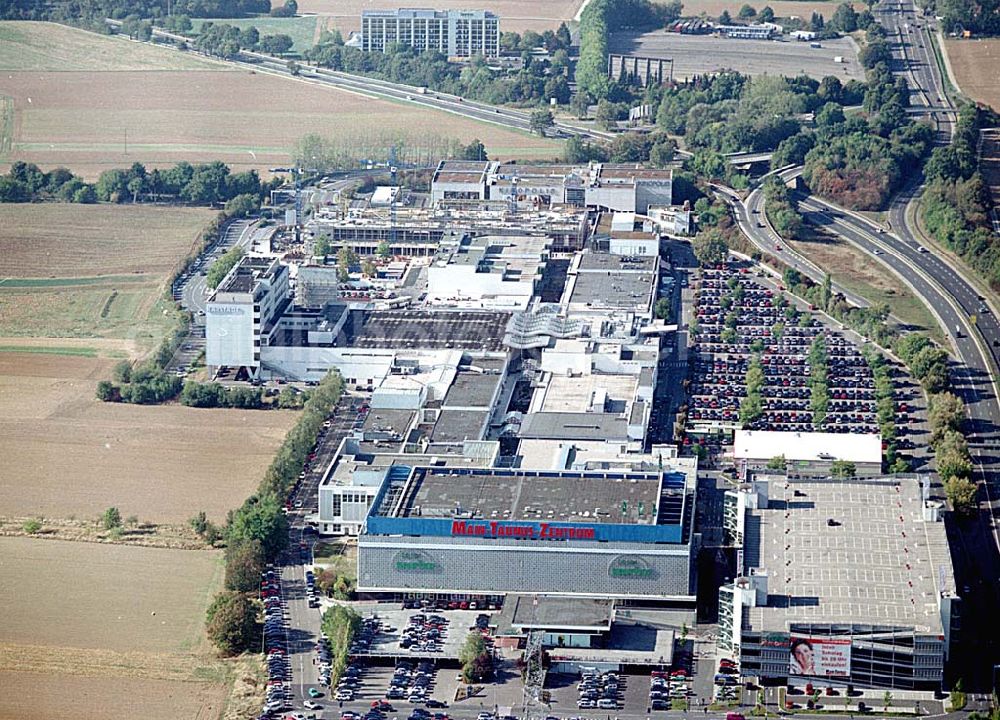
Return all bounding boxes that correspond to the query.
[278,399,363,716]
[608,32,864,83]
[165,218,257,372]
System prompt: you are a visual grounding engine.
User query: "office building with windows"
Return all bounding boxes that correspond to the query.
[361,9,500,58]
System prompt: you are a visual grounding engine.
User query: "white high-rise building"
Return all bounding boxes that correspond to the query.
[361,8,500,58]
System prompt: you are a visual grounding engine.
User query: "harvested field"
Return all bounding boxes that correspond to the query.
[656,0,859,20]
[0,537,228,720]
[296,0,586,34]
[0,203,211,345]
[0,352,296,524]
[0,671,228,720]
[0,203,210,277]
[945,38,1000,111]
[0,537,221,652]
[0,68,560,177]
[0,21,225,72]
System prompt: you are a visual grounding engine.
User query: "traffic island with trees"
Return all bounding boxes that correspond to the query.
[321,605,361,687]
[459,632,495,684]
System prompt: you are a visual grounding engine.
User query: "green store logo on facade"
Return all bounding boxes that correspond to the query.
[394,550,440,572]
[609,555,655,579]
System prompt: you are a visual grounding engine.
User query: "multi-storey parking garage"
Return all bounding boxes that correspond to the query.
[718,475,959,691]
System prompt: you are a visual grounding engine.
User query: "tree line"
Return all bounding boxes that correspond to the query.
[921,104,1000,292]
[0,0,268,23]
[203,370,345,655]
[576,0,671,100]
[194,20,295,58]
[920,0,1000,35]
[0,159,278,208]
[292,132,500,177]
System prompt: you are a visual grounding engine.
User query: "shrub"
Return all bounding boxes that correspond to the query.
[22,518,42,534]
[102,506,122,530]
[206,591,259,656]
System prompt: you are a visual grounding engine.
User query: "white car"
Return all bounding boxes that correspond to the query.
[304,700,323,710]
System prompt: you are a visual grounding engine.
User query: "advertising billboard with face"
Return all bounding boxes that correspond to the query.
[789,637,851,677]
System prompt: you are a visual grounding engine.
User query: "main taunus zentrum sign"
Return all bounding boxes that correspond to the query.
[450,520,596,540]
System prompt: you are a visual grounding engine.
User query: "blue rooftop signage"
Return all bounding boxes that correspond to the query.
[365,514,683,544]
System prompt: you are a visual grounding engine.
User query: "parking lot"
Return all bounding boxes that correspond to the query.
[688,263,880,432]
[607,31,864,82]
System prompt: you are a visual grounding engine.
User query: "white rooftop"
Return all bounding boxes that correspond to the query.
[371,185,400,206]
[734,430,882,465]
[611,211,637,232]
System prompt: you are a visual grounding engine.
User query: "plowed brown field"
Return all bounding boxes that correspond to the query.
[0,537,228,720]
[0,67,559,178]
[0,352,296,523]
[945,38,1000,111]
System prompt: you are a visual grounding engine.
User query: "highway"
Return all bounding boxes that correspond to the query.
[718,177,874,312]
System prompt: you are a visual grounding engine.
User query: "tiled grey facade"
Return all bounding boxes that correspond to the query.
[358,536,694,599]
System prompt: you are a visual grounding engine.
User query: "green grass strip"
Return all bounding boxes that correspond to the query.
[0,344,98,356]
[0,275,153,288]
[0,95,13,159]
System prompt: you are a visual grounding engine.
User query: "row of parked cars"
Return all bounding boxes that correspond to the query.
[261,568,292,719]
[576,670,623,709]
[334,662,365,701]
[388,659,447,706]
[399,613,449,652]
[305,569,321,609]
[351,616,391,656]
[649,669,691,709]
[714,656,741,703]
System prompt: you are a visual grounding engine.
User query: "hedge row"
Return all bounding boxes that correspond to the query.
[321,605,361,687]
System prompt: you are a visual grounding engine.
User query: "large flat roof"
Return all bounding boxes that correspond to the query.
[508,595,613,631]
[744,476,954,634]
[568,270,655,311]
[443,370,501,408]
[539,374,638,413]
[388,467,678,526]
[349,310,510,352]
[519,412,628,441]
[430,409,489,443]
[734,430,883,465]
[576,252,657,273]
